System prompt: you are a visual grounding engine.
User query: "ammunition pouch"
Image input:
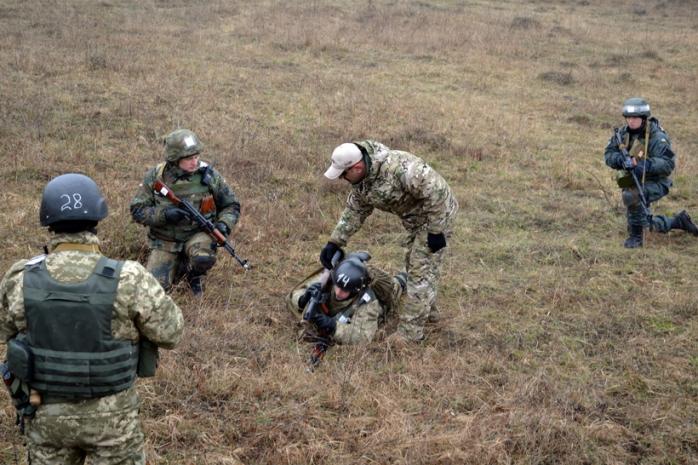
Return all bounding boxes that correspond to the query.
[137,338,159,378]
[7,336,34,382]
[616,171,635,189]
[1,362,36,420]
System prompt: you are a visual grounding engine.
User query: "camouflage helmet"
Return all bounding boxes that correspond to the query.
[622,97,651,117]
[332,252,370,298]
[39,173,108,226]
[164,129,203,163]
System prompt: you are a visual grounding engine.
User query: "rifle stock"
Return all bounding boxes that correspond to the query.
[152,180,251,270]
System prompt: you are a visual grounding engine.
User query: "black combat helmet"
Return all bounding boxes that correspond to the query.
[39,173,108,227]
[332,252,370,298]
[622,97,651,117]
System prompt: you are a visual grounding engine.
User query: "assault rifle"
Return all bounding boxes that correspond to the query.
[152,180,251,270]
[613,127,651,220]
[302,250,342,370]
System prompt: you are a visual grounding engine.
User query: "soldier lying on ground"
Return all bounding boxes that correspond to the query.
[287,252,405,345]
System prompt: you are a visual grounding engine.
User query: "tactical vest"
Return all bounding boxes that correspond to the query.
[149,162,217,242]
[21,256,138,400]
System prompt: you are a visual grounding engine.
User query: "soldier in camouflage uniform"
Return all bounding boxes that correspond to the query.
[320,141,458,342]
[286,252,405,345]
[130,129,241,295]
[604,97,698,248]
[0,173,183,465]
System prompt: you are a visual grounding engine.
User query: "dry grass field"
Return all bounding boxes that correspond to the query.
[1,0,698,463]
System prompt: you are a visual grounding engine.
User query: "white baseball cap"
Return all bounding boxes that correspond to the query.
[324,143,363,179]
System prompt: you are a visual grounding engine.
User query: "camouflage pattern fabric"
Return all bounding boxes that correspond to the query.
[130,161,240,240]
[399,228,448,341]
[0,231,184,463]
[146,231,216,291]
[328,140,457,341]
[604,118,675,230]
[329,140,458,245]
[25,389,144,465]
[287,264,403,345]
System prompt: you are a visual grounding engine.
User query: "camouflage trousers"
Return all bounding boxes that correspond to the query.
[25,389,144,465]
[397,228,449,341]
[146,232,217,291]
[622,181,672,232]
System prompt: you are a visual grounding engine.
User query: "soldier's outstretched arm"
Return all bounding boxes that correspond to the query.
[330,192,374,246]
[121,262,184,349]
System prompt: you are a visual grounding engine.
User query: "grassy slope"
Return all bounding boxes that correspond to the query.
[1,0,697,463]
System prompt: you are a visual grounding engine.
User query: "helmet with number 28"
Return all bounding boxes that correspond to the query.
[39,173,109,227]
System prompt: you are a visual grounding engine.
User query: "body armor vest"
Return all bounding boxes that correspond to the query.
[21,256,138,400]
[150,163,217,242]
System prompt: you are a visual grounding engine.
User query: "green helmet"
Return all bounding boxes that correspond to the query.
[622,97,651,117]
[164,129,202,163]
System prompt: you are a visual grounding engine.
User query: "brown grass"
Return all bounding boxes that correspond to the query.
[1,0,698,464]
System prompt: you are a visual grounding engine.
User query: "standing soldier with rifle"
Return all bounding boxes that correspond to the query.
[604,98,698,248]
[0,173,183,464]
[320,141,458,343]
[130,129,242,295]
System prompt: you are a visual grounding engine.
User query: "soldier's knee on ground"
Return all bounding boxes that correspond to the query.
[189,254,216,274]
[622,189,640,208]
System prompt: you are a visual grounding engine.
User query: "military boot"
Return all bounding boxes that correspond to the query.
[623,225,644,249]
[188,274,205,296]
[670,210,698,236]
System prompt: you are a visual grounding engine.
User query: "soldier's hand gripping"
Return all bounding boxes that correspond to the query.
[310,311,337,335]
[320,242,343,269]
[163,206,192,225]
[215,221,230,237]
[622,156,636,170]
[298,282,322,309]
[427,232,447,253]
[632,159,652,177]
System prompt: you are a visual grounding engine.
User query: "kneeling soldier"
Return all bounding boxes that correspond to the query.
[130,129,241,294]
[604,97,698,248]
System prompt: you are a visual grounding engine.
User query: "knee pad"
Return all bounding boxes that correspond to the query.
[622,189,640,208]
[190,254,216,274]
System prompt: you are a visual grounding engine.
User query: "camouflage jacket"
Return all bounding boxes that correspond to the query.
[287,263,401,345]
[0,231,184,413]
[330,140,458,246]
[604,117,675,186]
[130,161,240,243]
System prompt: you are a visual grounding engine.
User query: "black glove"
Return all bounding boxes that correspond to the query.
[215,221,230,237]
[632,159,652,177]
[298,282,322,310]
[427,232,447,253]
[319,242,344,269]
[310,311,337,335]
[163,206,191,225]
